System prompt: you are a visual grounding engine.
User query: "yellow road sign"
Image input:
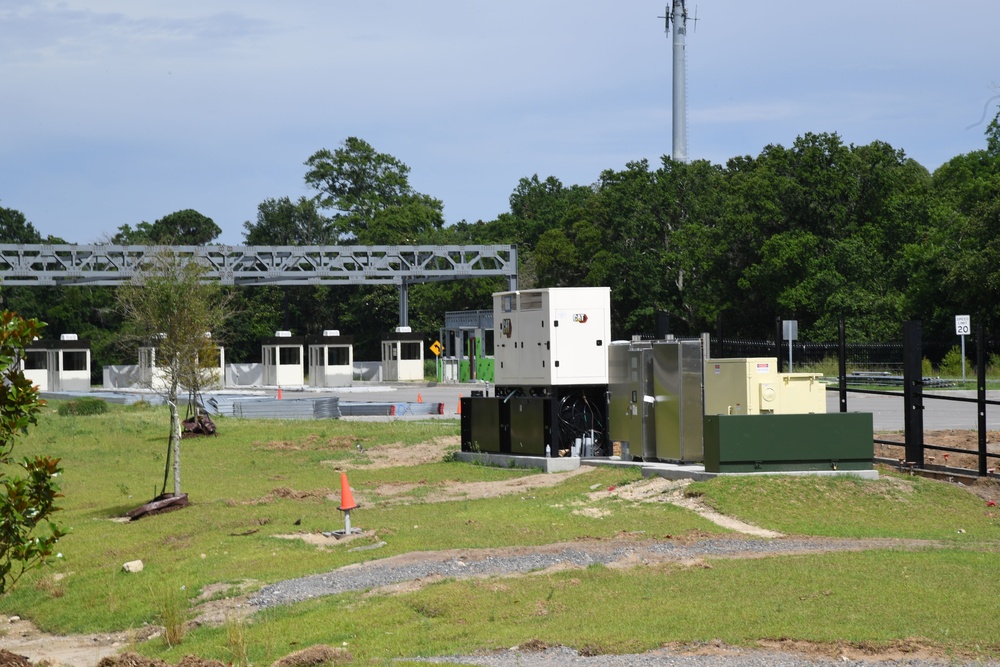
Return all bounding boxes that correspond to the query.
[429,340,442,356]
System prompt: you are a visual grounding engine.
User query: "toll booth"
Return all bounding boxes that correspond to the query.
[262,331,305,387]
[308,330,354,387]
[139,335,225,390]
[23,334,92,392]
[381,327,425,381]
[439,310,494,383]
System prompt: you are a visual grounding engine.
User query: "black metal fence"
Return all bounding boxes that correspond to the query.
[713,320,999,477]
[713,338,995,373]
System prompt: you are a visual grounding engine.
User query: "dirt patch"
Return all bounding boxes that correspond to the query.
[667,493,784,538]
[661,636,977,663]
[0,618,158,667]
[271,644,351,667]
[876,429,1000,469]
[255,434,367,453]
[590,476,690,503]
[587,477,783,537]
[273,530,375,548]
[876,429,1000,503]
[322,437,459,470]
[369,466,593,505]
[244,487,334,505]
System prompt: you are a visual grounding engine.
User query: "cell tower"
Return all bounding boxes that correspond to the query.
[662,1,692,163]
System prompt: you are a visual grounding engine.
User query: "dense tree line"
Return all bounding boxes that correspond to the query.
[2,118,999,377]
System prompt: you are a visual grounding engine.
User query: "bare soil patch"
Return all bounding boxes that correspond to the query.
[664,636,984,664]
[876,429,1000,503]
[370,466,593,505]
[322,436,459,470]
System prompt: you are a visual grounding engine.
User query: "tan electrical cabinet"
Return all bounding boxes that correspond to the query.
[772,373,827,414]
[704,358,825,415]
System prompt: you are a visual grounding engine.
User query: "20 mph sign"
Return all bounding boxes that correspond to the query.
[955,315,971,336]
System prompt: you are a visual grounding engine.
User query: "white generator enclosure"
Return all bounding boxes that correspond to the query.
[703,357,826,416]
[24,336,92,392]
[308,331,353,387]
[262,332,304,386]
[381,329,425,381]
[493,287,611,386]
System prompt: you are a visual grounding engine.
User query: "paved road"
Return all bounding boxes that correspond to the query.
[827,389,1000,431]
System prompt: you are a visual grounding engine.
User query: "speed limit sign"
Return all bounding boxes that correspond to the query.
[955,315,971,336]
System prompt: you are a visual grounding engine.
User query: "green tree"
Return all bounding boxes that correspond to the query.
[586,158,726,337]
[243,197,334,245]
[719,135,926,340]
[0,206,42,244]
[906,109,1000,336]
[112,209,221,245]
[117,252,232,497]
[303,137,443,243]
[0,311,64,594]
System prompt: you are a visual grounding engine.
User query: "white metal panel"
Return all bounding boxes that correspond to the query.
[493,287,611,386]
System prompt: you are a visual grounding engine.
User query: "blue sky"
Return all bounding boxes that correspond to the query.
[2,0,998,245]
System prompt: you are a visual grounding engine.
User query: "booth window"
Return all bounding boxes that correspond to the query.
[62,351,88,371]
[278,347,300,365]
[401,342,421,360]
[484,330,495,356]
[24,351,47,370]
[327,347,350,366]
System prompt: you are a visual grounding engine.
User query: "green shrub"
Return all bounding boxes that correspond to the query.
[56,397,109,416]
[988,354,1000,380]
[937,345,972,379]
[921,357,934,377]
[798,356,839,377]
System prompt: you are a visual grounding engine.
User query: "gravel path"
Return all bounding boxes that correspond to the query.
[248,536,1000,666]
[248,536,904,608]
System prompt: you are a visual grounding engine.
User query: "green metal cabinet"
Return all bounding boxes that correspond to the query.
[703,413,873,473]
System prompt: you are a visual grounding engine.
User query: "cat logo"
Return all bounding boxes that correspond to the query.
[572,313,589,324]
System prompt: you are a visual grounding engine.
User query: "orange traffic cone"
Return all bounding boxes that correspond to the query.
[457,393,462,414]
[417,392,423,403]
[277,387,283,400]
[338,472,359,512]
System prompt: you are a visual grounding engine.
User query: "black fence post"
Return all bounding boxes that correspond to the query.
[902,321,924,465]
[838,318,847,413]
[716,312,725,359]
[977,323,987,476]
[774,316,783,373]
[656,310,671,340]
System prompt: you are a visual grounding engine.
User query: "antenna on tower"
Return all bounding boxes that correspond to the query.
[659,1,695,163]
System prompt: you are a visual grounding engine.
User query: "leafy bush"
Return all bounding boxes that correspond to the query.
[922,357,934,377]
[797,356,839,377]
[0,310,64,594]
[988,354,1000,380]
[57,397,109,416]
[937,345,972,379]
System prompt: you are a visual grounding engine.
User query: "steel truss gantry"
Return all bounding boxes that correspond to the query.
[0,244,518,326]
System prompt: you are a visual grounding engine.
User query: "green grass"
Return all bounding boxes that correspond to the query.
[3,400,1000,663]
[156,549,1000,664]
[687,472,1000,540]
[0,402,719,634]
